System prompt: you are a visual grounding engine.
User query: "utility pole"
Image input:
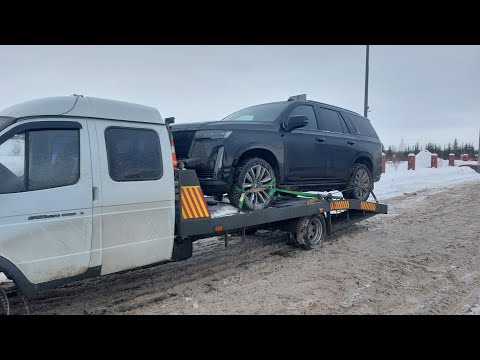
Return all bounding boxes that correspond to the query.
[364,45,370,118]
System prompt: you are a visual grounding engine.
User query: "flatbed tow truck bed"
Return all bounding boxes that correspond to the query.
[174,170,388,249]
[180,196,387,237]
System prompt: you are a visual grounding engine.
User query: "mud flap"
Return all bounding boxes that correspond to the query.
[172,238,193,262]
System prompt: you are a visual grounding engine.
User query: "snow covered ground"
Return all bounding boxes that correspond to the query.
[464,304,480,315]
[374,149,479,200]
[372,161,479,200]
[306,150,479,201]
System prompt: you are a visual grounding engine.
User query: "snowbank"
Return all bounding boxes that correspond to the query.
[455,160,478,166]
[416,150,434,168]
[306,161,479,201]
[413,149,477,168]
[372,162,480,199]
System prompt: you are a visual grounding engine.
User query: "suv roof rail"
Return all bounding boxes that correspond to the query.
[287,94,306,101]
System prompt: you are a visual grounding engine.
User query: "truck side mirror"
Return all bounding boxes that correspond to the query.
[165,117,175,125]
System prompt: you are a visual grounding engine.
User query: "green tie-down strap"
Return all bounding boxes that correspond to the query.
[272,188,343,200]
[234,180,343,210]
[236,178,277,210]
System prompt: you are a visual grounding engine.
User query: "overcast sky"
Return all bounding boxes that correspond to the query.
[1,45,479,148]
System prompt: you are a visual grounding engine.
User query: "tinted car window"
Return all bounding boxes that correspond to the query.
[338,113,354,134]
[222,102,290,122]
[105,128,162,182]
[288,105,318,130]
[316,107,344,133]
[345,113,379,138]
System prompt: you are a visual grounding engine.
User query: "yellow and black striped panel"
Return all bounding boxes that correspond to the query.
[330,200,350,210]
[181,186,211,220]
[360,201,377,212]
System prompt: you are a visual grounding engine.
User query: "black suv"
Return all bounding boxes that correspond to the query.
[172,95,382,210]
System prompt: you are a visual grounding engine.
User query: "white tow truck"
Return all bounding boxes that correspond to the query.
[0,95,387,314]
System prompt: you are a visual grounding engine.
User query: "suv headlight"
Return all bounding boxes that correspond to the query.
[194,130,232,139]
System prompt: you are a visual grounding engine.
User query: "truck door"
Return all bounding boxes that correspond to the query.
[0,119,93,285]
[94,120,175,275]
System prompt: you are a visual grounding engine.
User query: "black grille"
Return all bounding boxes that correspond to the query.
[172,130,196,159]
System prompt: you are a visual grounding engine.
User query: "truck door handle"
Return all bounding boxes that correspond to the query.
[93,187,99,201]
[315,137,326,143]
[347,141,356,145]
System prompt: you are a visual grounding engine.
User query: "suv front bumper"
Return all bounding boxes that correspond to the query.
[179,145,233,195]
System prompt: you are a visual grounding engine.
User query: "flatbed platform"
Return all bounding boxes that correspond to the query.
[175,170,387,241]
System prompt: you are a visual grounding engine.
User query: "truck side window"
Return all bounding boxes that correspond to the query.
[0,129,80,194]
[28,130,80,191]
[105,128,163,182]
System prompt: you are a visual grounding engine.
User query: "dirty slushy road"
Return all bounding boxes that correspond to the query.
[31,181,480,315]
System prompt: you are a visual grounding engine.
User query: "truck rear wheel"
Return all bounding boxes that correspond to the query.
[292,214,326,250]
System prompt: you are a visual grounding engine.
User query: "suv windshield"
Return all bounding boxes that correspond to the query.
[222,103,289,122]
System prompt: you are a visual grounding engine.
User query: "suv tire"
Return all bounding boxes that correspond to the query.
[342,163,373,201]
[228,157,276,211]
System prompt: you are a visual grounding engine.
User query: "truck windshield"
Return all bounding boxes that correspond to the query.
[0,117,15,133]
[222,103,290,122]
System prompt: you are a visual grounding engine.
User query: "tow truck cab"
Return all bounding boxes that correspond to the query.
[0,96,176,297]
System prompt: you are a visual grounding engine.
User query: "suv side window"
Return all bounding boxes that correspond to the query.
[288,105,318,131]
[0,129,80,194]
[344,113,379,138]
[105,127,163,182]
[315,107,344,133]
[338,113,354,134]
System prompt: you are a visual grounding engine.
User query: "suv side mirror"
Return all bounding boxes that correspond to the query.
[281,115,309,132]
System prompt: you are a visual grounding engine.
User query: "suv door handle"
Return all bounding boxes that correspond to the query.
[315,137,326,143]
[347,141,356,145]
